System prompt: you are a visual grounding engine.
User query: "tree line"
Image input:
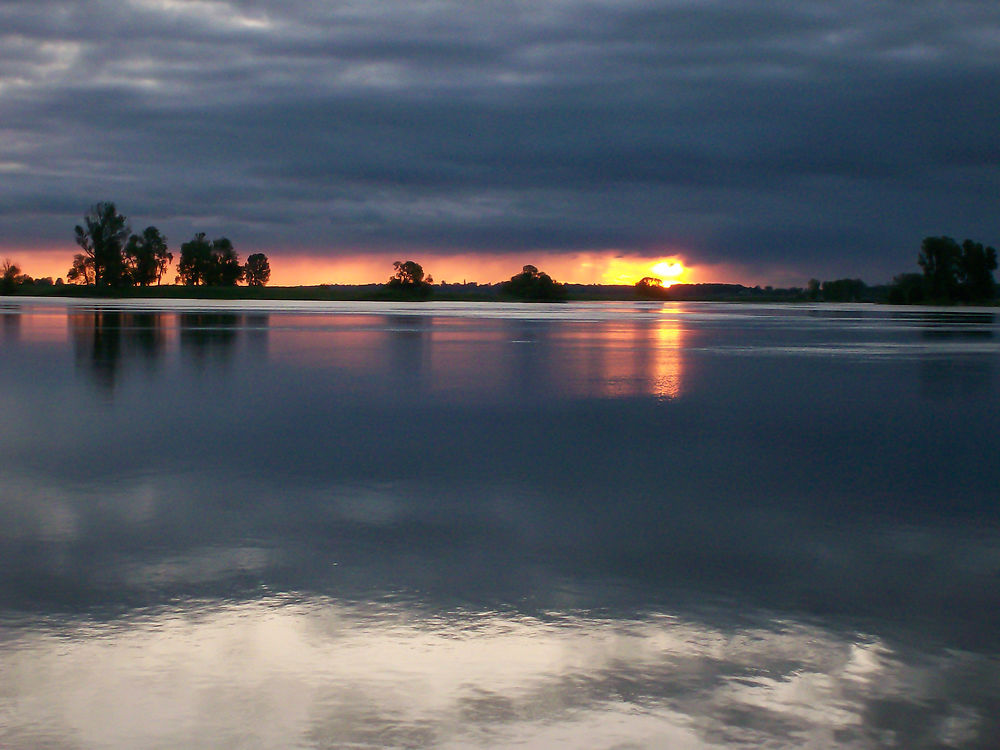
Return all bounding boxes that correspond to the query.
[5,205,994,305]
[2,203,571,298]
[888,236,997,304]
[66,202,270,289]
[634,236,997,305]
[378,261,568,301]
[1,259,39,294]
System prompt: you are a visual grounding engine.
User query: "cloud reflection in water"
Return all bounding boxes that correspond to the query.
[2,598,995,749]
[2,301,999,748]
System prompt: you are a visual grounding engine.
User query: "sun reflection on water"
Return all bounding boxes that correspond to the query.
[552,314,685,400]
[46,305,690,403]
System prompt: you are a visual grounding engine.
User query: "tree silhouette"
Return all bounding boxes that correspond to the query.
[501,265,567,301]
[916,236,997,302]
[820,278,866,302]
[390,260,426,286]
[124,226,172,286]
[74,202,131,288]
[177,234,243,286]
[66,253,95,285]
[918,236,962,301]
[888,273,926,304]
[1,258,21,294]
[959,239,997,301]
[635,276,667,299]
[384,260,432,297]
[244,253,271,286]
[177,233,211,285]
[208,237,243,286]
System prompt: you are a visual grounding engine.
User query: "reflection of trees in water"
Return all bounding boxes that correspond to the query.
[895,310,995,330]
[919,358,994,399]
[69,310,166,391]
[1,308,20,342]
[918,314,996,340]
[916,314,995,399]
[244,314,269,358]
[130,312,167,364]
[179,312,239,364]
[386,315,430,391]
[178,312,269,367]
[71,311,271,388]
[507,318,546,399]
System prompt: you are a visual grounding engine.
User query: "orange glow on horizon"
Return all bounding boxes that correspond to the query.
[3,245,785,289]
[598,256,688,287]
[273,252,698,287]
[0,247,71,283]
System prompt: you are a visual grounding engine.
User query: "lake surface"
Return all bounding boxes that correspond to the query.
[1,298,998,749]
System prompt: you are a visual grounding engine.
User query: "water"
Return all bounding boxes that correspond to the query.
[1,298,998,749]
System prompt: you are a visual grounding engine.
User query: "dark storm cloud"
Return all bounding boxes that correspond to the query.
[1,0,999,279]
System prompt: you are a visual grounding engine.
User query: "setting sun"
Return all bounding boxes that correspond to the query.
[650,260,686,286]
[597,256,689,286]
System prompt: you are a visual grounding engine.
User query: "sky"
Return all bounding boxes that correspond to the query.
[1,0,998,286]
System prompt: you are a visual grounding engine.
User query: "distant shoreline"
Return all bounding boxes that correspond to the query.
[0,282,856,304]
[2,282,997,306]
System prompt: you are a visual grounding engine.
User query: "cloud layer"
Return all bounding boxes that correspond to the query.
[2,0,999,281]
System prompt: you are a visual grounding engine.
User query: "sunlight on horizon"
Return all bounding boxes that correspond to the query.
[5,248,708,288]
[596,256,688,287]
[651,260,686,285]
[268,253,701,287]
[274,252,695,287]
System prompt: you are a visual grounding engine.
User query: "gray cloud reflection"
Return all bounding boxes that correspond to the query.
[1,599,996,749]
[3,301,1000,748]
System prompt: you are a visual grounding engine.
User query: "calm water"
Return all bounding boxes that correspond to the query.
[1,299,999,749]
